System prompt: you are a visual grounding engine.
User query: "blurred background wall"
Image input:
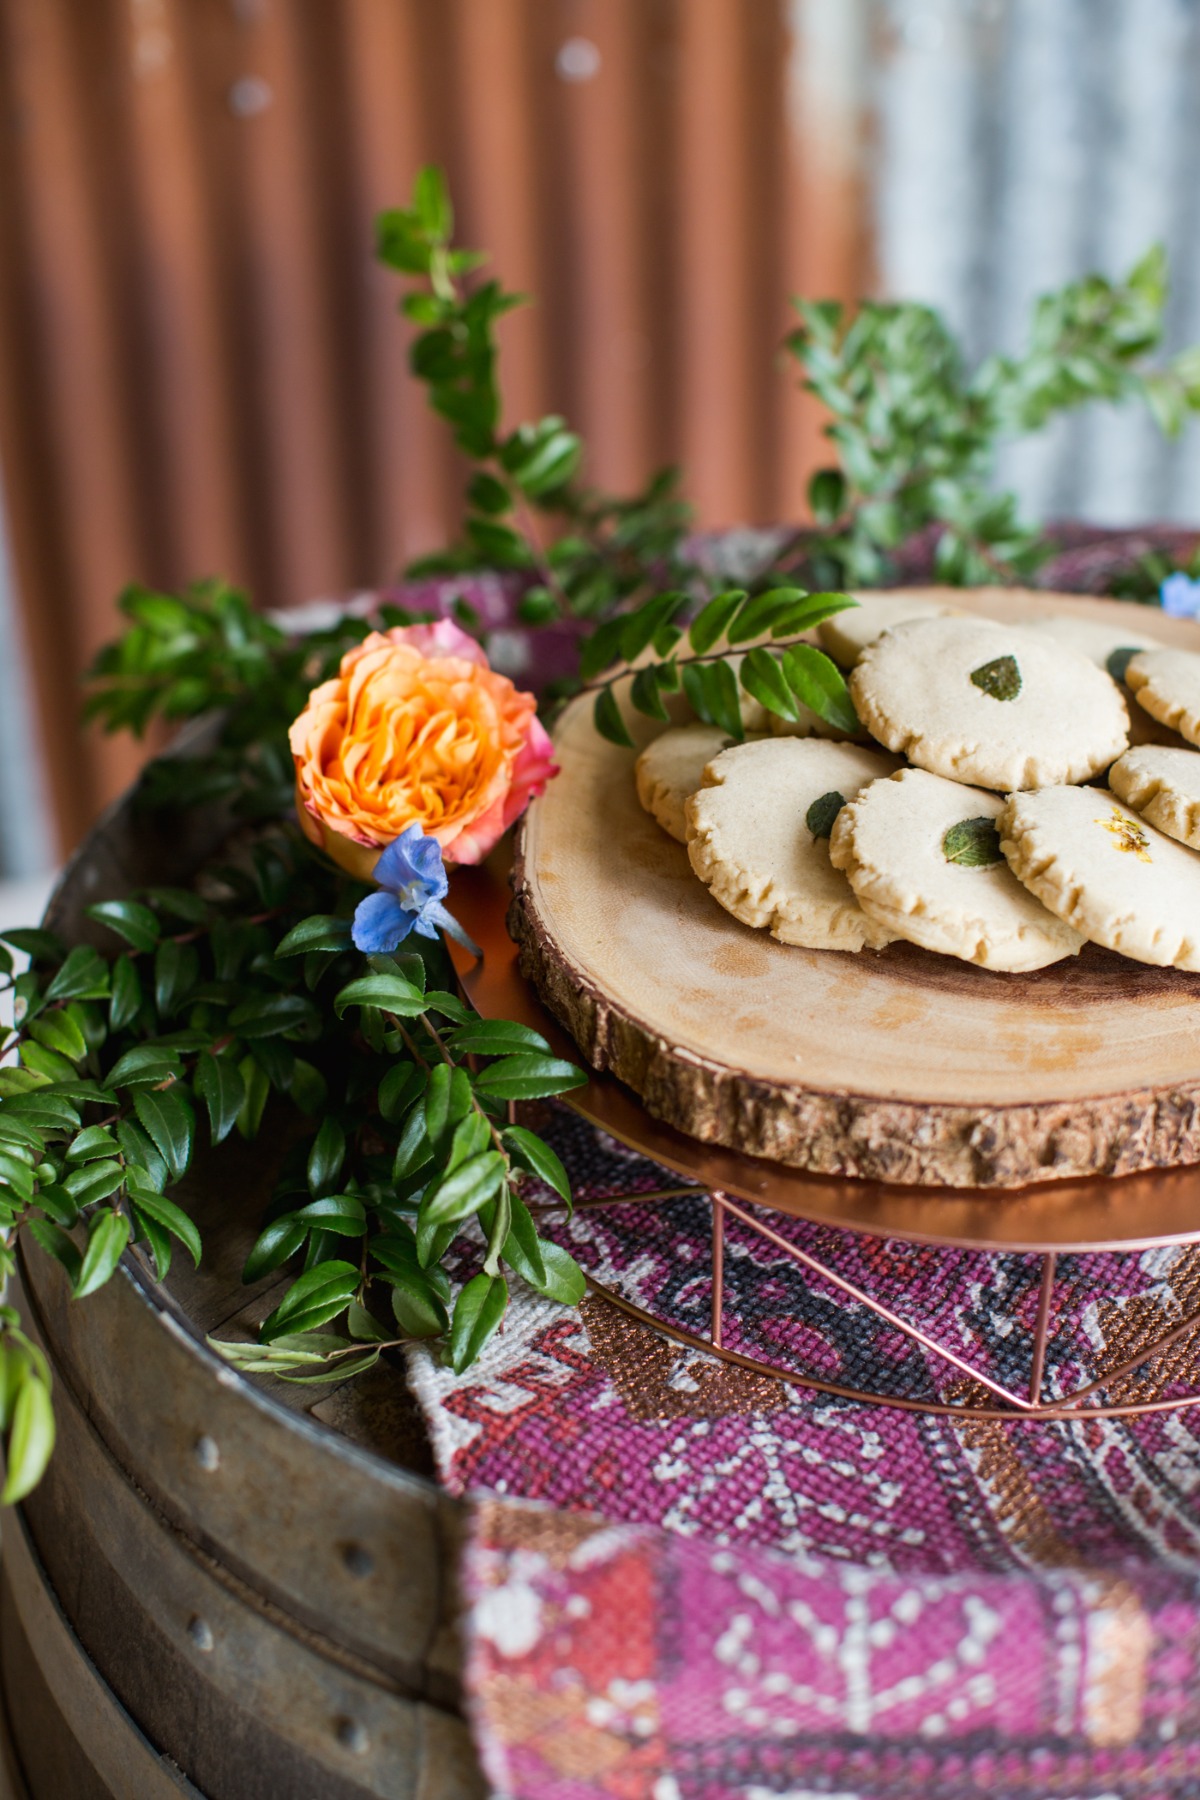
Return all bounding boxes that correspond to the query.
[1,0,1199,871]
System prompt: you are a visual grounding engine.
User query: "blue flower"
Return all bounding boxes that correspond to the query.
[352,824,455,952]
[1160,571,1200,619]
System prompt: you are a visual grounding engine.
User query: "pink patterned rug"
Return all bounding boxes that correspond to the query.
[406,1109,1200,1799]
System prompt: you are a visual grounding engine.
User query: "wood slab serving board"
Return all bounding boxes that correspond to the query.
[509,589,1200,1190]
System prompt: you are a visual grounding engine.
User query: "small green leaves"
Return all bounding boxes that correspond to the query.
[275,916,354,959]
[195,1053,245,1146]
[75,1210,131,1299]
[133,1086,194,1181]
[1106,646,1141,684]
[806,791,847,840]
[1,1365,55,1505]
[970,655,1022,702]
[334,972,426,1018]
[260,1261,359,1341]
[306,1117,346,1198]
[472,1054,588,1102]
[449,1272,507,1374]
[86,899,160,954]
[593,685,634,749]
[781,645,859,735]
[942,817,1004,867]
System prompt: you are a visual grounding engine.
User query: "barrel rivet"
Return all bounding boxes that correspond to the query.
[336,1719,370,1756]
[187,1616,214,1653]
[194,1434,220,1472]
[343,1543,374,1579]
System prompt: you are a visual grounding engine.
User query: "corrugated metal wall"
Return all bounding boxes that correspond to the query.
[1,0,1199,862]
[0,0,868,855]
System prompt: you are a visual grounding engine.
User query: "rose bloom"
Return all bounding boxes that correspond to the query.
[289,619,557,876]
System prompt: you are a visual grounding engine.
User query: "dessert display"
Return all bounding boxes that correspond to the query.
[510,588,1200,1188]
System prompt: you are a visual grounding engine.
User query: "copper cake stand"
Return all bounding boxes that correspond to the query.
[449,861,1200,1422]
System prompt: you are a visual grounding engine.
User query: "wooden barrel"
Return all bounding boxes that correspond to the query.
[0,778,484,1799]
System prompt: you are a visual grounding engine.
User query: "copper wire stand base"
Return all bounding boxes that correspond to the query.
[450,861,1200,1423]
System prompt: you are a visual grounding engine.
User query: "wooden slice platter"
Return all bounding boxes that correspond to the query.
[508,588,1200,1190]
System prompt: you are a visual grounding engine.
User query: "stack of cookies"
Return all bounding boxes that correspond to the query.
[633,594,1200,974]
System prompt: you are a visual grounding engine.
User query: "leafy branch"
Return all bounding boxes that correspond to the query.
[787,245,1200,589]
[377,167,699,632]
[584,585,860,747]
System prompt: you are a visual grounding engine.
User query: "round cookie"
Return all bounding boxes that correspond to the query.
[1000,786,1200,971]
[1019,612,1164,675]
[635,724,744,844]
[1109,745,1200,851]
[829,768,1083,972]
[685,738,900,952]
[1125,649,1200,747]
[818,590,964,667]
[850,615,1129,791]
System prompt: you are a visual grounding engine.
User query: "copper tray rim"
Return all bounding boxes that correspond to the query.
[450,858,1200,1256]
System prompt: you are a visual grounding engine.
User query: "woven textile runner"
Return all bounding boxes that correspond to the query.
[407,1107,1200,1800]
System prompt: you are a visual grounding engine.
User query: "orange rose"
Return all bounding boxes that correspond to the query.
[289,620,557,878]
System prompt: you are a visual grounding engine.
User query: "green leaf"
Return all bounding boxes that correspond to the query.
[593,685,634,749]
[768,592,859,636]
[133,1086,194,1181]
[449,1272,507,1373]
[1106,646,1141,684]
[236,1056,270,1140]
[413,163,453,241]
[195,1052,245,1146]
[970,654,1022,702]
[45,946,109,1004]
[29,1218,82,1283]
[739,647,799,721]
[1,1371,55,1505]
[288,1059,327,1115]
[531,1240,587,1306]
[781,645,859,734]
[942,816,1004,868]
[502,1125,572,1208]
[448,1019,553,1057]
[333,973,426,1018]
[392,1105,434,1183]
[242,1214,308,1283]
[473,1054,588,1102]
[275,916,354,958]
[62,1159,126,1209]
[106,1043,182,1088]
[0,1069,48,1099]
[109,956,142,1032]
[28,1012,88,1064]
[126,1185,202,1267]
[805,790,846,840]
[20,1043,78,1085]
[390,1266,450,1339]
[227,993,316,1037]
[630,664,671,722]
[35,1184,79,1227]
[422,1151,507,1226]
[0,927,64,963]
[347,1301,390,1342]
[145,886,208,924]
[491,1190,546,1287]
[446,1111,490,1171]
[294,1194,366,1236]
[378,1061,424,1123]
[133,1208,173,1281]
[681,658,744,739]
[727,587,806,646]
[86,899,160,954]
[688,589,746,655]
[74,1209,131,1298]
[155,940,198,1017]
[808,466,846,525]
[425,1065,472,1148]
[306,1116,346,1198]
[260,1259,359,1341]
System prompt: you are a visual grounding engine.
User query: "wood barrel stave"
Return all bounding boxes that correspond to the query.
[0,770,483,1798]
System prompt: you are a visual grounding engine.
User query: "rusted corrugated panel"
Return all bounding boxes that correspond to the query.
[0,0,867,853]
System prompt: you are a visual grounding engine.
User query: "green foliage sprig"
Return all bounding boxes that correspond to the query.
[377,167,698,631]
[0,823,588,1499]
[584,585,859,747]
[789,246,1200,589]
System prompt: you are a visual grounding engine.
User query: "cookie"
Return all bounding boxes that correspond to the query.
[1000,785,1200,971]
[1019,612,1164,677]
[817,590,965,667]
[829,768,1083,972]
[850,616,1129,791]
[1109,745,1200,851]
[685,738,901,952]
[1125,649,1200,748]
[635,724,744,844]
